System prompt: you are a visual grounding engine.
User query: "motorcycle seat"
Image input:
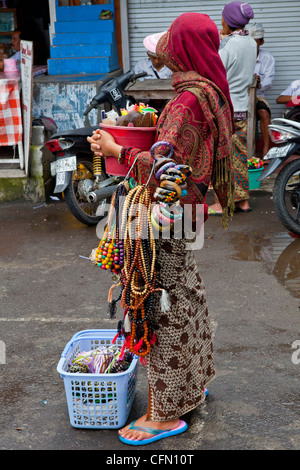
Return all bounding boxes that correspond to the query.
[52,126,99,139]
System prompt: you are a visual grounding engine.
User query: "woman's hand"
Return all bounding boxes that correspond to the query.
[87,129,102,155]
[87,129,122,157]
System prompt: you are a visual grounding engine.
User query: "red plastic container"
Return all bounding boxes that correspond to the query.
[100,123,156,176]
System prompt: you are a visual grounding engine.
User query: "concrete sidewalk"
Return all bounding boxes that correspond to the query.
[0,189,299,451]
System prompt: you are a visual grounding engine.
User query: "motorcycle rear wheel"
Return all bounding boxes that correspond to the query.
[64,154,108,226]
[273,157,300,235]
[284,107,300,123]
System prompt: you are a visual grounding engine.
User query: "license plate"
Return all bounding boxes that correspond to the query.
[264,143,294,160]
[51,156,77,176]
[56,172,66,186]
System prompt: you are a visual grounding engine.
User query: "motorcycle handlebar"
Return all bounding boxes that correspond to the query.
[83,90,106,116]
[134,72,147,79]
[83,99,101,116]
[83,71,148,115]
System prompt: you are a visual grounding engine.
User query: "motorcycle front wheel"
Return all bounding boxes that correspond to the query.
[64,153,108,226]
[273,238,300,298]
[273,157,300,235]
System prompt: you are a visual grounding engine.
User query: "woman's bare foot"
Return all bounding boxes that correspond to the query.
[208,202,223,215]
[118,414,180,442]
[235,200,251,211]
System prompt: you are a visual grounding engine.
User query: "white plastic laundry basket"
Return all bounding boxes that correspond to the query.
[57,329,139,429]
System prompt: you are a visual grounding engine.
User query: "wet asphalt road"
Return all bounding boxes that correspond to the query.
[0,187,299,452]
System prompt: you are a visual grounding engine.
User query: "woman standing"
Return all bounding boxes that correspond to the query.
[209,1,257,215]
[88,12,234,446]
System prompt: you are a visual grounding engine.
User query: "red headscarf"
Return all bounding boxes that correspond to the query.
[156,12,233,115]
[119,12,235,227]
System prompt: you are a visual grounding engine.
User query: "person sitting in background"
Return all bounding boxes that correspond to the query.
[247,22,275,157]
[134,32,172,113]
[134,31,172,80]
[10,30,21,70]
[276,80,300,105]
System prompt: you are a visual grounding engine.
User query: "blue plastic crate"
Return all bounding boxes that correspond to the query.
[57,329,139,429]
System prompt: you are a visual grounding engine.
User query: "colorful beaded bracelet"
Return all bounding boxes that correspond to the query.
[159,202,183,220]
[151,212,173,232]
[155,161,176,181]
[154,157,174,172]
[165,167,186,178]
[154,191,176,203]
[174,164,192,176]
[159,174,184,185]
[160,180,182,198]
[152,203,174,226]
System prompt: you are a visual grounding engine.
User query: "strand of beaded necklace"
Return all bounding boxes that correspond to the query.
[94,181,130,317]
[95,181,129,276]
[121,184,158,357]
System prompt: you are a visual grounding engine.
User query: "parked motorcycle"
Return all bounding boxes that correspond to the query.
[283,97,300,123]
[258,117,300,235]
[44,70,147,226]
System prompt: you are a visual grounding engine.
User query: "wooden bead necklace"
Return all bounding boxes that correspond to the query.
[94,149,158,357]
[119,183,159,357]
[92,141,192,358]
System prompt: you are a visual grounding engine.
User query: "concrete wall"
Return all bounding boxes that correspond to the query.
[0,126,47,203]
[32,78,100,131]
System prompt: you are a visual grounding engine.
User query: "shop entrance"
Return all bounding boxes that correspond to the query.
[0,0,49,178]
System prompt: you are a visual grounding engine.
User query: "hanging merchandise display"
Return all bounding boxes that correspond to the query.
[91,141,192,358]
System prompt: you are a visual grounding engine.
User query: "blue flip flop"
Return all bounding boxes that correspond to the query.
[119,419,188,446]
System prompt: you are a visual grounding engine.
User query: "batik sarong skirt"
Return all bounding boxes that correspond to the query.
[146,238,215,422]
[232,119,249,202]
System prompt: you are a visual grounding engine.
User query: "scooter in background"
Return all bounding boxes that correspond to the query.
[44,70,146,226]
[258,117,300,235]
[283,97,300,123]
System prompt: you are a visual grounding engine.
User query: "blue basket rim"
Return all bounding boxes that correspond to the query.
[57,356,138,377]
[57,334,139,377]
[60,329,121,358]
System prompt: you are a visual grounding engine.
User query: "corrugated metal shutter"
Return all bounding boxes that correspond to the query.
[127,0,300,118]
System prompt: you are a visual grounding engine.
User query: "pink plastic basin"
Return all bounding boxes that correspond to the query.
[100,123,156,176]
